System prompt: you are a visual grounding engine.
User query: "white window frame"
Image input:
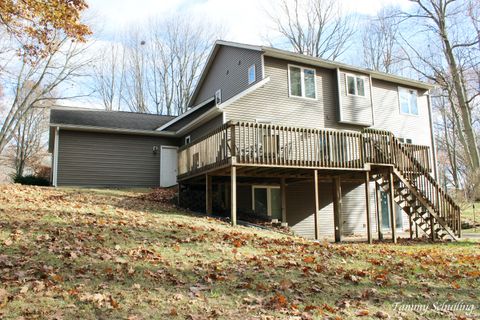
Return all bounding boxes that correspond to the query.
[287,64,317,100]
[345,73,367,97]
[248,64,256,84]
[184,135,191,145]
[398,87,419,116]
[251,185,280,217]
[215,89,222,105]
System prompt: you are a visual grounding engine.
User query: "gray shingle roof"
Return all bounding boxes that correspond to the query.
[50,109,176,131]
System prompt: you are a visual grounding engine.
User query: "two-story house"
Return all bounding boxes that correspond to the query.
[49,40,461,242]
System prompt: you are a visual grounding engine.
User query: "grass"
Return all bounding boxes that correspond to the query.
[462,201,480,234]
[0,185,479,319]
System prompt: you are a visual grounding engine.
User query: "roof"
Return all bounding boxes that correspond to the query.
[188,40,434,105]
[50,108,176,131]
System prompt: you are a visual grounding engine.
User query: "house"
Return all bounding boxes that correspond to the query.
[49,40,461,242]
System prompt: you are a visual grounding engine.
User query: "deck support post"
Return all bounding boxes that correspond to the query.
[205,174,212,215]
[388,170,397,243]
[313,170,320,240]
[281,178,287,225]
[333,176,342,243]
[407,207,413,239]
[375,182,383,240]
[430,215,436,241]
[365,172,373,244]
[231,166,237,226]
[415,213,419,238]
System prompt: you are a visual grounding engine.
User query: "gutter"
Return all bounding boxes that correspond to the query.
[49,123,177,137]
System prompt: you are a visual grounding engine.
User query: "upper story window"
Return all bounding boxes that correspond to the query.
[399,87,418,115]
[288,65,317,99]
[346,74,366,97]
[248,64,256,84]
[215,89,222,105]
[185,135,191,145]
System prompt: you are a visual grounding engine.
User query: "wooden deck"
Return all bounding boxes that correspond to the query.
[178,121,431,179]
[177,121,460,242]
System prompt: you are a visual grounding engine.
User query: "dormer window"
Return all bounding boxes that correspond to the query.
[399,87,418,115]
[346,74,366,97]
[248,64,256,84]
[288,65,317,99]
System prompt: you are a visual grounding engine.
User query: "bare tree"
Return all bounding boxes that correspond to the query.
[10,104,49,176]
[267,0,356,60]
[0,35,93,154]
[398,0,479,198]
[362,7,402,73]
[91,42,125,111]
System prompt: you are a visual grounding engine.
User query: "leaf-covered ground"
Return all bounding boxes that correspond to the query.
[0,185,478,319]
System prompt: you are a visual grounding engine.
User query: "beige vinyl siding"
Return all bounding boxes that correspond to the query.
[194,46,263,105]
[57,130,178,187]
[338,71,373,126]
[341,182,378,236]
[223,57,359,131]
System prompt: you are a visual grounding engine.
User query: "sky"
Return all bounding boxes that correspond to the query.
[87,0,413,45]
[56,0,416,110]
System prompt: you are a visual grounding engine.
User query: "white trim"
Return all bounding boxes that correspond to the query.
[52,127,59,187]
[262,46,434,90]
[156,97,214,131]
[251,185,280,217]
[175,106,223,135]
[337,68,343,122]
[261,53,265,79]
[217,77,270,110]
[345,73,367,98]
[398,86,419,116]
[215,40,263,52]
[287,64,317,100]
[338,119,373,127]
[222,112,227,124]
[50,123,176,136]
[369,74,375,126]
[248,64,256,84]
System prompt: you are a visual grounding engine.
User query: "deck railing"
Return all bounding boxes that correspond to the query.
[177,121,431,178]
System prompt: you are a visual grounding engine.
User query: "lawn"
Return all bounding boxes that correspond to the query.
[462,202,480,233]
[0,185,478,319]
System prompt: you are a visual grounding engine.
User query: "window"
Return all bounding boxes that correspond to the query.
[185,135,191,145]
[399,138,413,144]
[288,65,317,99]
[346,74,366,97]
[248,64,256,84]
[399,87,418,115]
[252,186,282,220]
[215,89,222,105]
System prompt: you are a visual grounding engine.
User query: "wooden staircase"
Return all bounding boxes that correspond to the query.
[363,129,461,241]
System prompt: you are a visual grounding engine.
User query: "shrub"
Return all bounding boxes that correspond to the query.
[13,174,50,186]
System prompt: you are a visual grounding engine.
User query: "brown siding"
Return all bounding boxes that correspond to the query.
[194,46,263,105]
[57,130,178,187]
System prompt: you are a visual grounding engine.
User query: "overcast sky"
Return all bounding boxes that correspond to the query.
[87,0,413,45]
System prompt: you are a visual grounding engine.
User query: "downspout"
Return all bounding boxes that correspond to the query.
[427,92,438,180]
[52,127,59,187]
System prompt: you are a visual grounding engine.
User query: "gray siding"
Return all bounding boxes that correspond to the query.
[57,130,178,187]
[341,182,378,236]
[338,71,373,126]
[193,46,263,105]
[182,114,224,145]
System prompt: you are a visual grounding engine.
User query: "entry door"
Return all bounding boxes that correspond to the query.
[252,186,282,220]
[379,191,403,230]
[160,146,178,187]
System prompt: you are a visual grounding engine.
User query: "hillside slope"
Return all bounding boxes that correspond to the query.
[0,185,478,319]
